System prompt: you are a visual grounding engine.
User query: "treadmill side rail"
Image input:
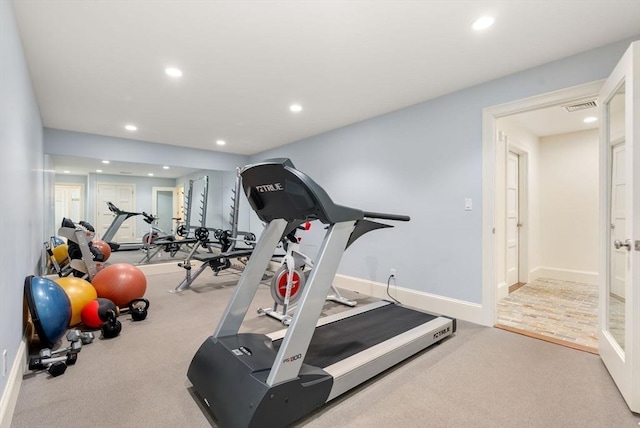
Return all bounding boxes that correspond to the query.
[213,219,287,338]
[324,316,454,401]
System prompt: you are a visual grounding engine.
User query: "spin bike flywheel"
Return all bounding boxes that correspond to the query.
[270,265,307,306]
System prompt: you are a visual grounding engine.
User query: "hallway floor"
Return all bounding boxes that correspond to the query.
[497,277,599,351]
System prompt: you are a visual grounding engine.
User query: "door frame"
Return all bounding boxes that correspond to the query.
[481,79,604,326]
[151,186,178,233]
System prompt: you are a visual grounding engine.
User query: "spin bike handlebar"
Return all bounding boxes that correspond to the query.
[142,212,157,225]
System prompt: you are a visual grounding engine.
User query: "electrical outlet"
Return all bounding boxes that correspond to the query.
[390,268,396,277]
[2,349,7,377]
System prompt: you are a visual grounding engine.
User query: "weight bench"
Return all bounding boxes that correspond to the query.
[170,249,254,293]
[138,237,206,265]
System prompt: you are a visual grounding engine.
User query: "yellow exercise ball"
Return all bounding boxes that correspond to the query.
[51,243,69,266]
[55,277,97,326]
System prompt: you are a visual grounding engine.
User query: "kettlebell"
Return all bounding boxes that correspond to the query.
[128,298,150,321]
[101,310,122,339]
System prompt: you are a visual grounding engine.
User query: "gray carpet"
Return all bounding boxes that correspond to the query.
[11,267,640,428]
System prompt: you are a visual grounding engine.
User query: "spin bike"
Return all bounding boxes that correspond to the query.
[257,221,356,325]
[138,212,202,264]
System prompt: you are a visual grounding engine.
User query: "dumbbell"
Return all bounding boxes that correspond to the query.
[28,351,78,377]
[39,339,81,359]
[65,329,95,345]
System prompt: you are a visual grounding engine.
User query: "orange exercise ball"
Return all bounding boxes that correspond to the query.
[91,263,147,307]
[92,240,111,262]
[55,276,98,326]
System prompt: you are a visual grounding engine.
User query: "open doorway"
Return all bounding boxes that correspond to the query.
[482,80,603,353]
[151,186,182,236]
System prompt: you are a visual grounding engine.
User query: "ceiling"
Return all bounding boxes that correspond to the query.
[13,1,640,156]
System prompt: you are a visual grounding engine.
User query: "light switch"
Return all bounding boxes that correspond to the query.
[465,198,472,211]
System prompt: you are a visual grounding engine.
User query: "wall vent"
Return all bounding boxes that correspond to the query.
[562,100,598,112]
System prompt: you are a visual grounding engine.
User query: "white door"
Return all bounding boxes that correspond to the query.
[97,183,135,242]
[54,184,83,230]
[598,41,639,413]
[506,151,520,288]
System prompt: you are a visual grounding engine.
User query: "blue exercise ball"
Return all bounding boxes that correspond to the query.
[51,236,65,247]
[24,275,72,348]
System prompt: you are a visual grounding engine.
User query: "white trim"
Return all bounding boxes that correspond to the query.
[0,339,27,428]
[333,274,485,325]
[482,80,605,327]
[530,266,599,285]
[151,186,177,233]
[497,281,509,299]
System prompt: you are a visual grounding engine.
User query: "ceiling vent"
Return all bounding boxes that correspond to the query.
[120,171,132,175]
[562,100,598,112]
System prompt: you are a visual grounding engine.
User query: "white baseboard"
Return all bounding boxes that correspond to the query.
[0,339,26,428]
[333,274,485,325]
[530,267,599,285]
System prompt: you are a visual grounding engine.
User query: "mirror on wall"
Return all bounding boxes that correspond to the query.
[43,154,248,268]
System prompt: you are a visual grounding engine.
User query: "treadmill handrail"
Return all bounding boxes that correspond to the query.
[363,211,410,222]
[106,201,142,217]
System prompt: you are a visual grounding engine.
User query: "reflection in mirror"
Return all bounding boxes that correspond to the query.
[43,155,247,270]
[607,82,626,351]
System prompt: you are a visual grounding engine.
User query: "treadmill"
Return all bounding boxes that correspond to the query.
[101,202,144,251]
[188,158,456,427]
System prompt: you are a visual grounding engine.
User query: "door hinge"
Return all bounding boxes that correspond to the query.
[636,240,640,251]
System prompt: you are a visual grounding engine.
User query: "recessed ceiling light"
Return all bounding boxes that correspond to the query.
[96,169,102,173]
[165,67,183,78]
[63,170,70,174]
[584,116,598,123]
[125,124,137,131]
[290,104,303,113]
[472,16,495,31]
[163,165,170,170]
[102,160,110,164]
[216,140,226,146]
[148,173,154,177]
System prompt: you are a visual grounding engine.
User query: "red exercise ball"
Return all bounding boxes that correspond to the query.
[92,240,111,262]
[91,263,147,307]
[81,298,116,329]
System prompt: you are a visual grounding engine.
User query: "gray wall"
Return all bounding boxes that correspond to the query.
[251,36,639,304]
[0,0,44,403]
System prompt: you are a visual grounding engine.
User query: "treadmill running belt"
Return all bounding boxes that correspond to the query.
[273,304,437,368]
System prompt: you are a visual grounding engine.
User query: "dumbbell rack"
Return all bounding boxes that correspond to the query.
[182,175,209,239]
[227,168,257,252]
